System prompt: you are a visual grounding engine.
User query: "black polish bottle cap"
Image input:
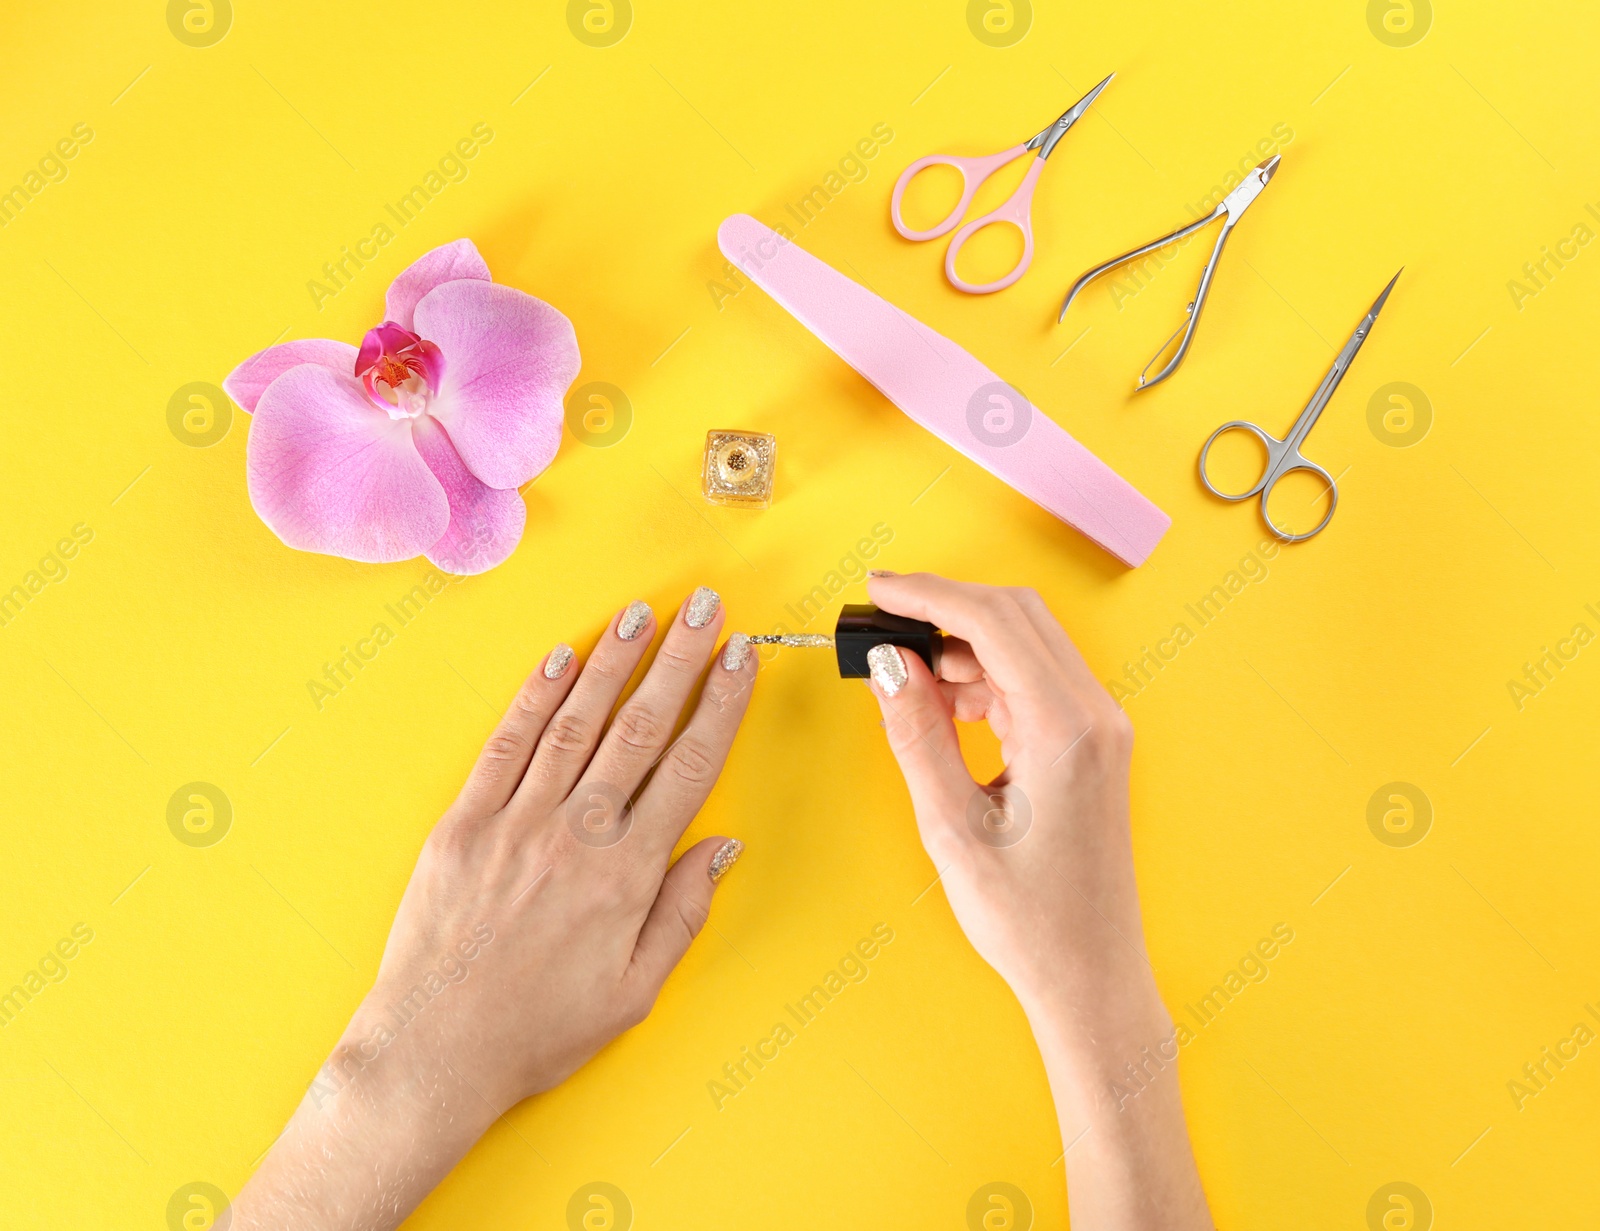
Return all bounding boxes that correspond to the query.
[834,604,943,679]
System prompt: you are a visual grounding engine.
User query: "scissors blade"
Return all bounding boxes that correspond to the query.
[1284,269,1403,451]
[1031,72,1115,158]
[1329,267,1402,374]
[1365,267,1403,319]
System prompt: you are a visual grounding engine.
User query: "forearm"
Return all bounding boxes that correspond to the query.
[1024,974,1213,1231]
[231,998,497,1231]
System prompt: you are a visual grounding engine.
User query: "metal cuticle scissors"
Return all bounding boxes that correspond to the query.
[1199,270,1402,542]
[1059,154,1282,390]
[890,73,1115,295]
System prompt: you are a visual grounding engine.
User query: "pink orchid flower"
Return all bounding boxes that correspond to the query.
[224,240,580,575]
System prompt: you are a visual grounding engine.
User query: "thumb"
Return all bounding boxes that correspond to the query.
[629,836,743,991]
[866,645,976,840]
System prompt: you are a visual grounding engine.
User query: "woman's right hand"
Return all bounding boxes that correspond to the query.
[862,571,1213,1231]
[861,571,1147,1015]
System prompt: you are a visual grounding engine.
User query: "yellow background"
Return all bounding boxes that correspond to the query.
[2,1,1596,1227]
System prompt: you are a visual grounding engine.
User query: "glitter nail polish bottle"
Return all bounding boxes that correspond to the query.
[702,430,776,508]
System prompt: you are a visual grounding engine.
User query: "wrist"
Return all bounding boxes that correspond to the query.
[1021,971,1216,1231]
[232,997,493,1231]
[333,982,502,1139]
[1017,967,1174,1101]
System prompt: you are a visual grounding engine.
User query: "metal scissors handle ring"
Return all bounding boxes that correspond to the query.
[1199,420,1338,543]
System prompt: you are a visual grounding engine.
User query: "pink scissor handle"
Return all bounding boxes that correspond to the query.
[890,144,1029,241]
[943,157,1043,294]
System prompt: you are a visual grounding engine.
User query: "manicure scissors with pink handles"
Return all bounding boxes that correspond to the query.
[890,74,1114,294]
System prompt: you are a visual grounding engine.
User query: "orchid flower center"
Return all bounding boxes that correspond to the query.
[355,322,444,420]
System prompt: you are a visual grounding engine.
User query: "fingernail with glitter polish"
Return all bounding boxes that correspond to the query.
[708,838,744,883]
[867,570,898,578]
[722,632,751,671]
[618,600,652,641]
[544,643,574,679]
[686,586,721,629]
[867,643,907,696]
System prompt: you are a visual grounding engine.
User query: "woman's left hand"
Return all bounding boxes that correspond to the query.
[230,588,756,1231]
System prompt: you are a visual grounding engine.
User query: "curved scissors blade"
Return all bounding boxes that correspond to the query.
[1284,268,1403,452]
[1029,72,1115,160]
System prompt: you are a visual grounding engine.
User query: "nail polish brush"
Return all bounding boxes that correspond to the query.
[748,604,942,678]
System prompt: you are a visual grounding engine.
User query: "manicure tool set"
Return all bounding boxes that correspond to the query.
[716,72,1400,562]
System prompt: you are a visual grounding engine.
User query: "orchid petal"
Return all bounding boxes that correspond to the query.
[247,365,448,563]
[412,279,580,490]
[224,339,359,414]
[413,416,527,575]
[385,239,492,332]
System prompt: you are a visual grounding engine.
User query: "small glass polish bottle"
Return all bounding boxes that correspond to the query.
[702,430,776,507]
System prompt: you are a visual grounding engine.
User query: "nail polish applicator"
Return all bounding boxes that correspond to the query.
[748,605,942,678]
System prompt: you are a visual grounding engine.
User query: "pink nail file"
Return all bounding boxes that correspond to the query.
[717,214,1170,567]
